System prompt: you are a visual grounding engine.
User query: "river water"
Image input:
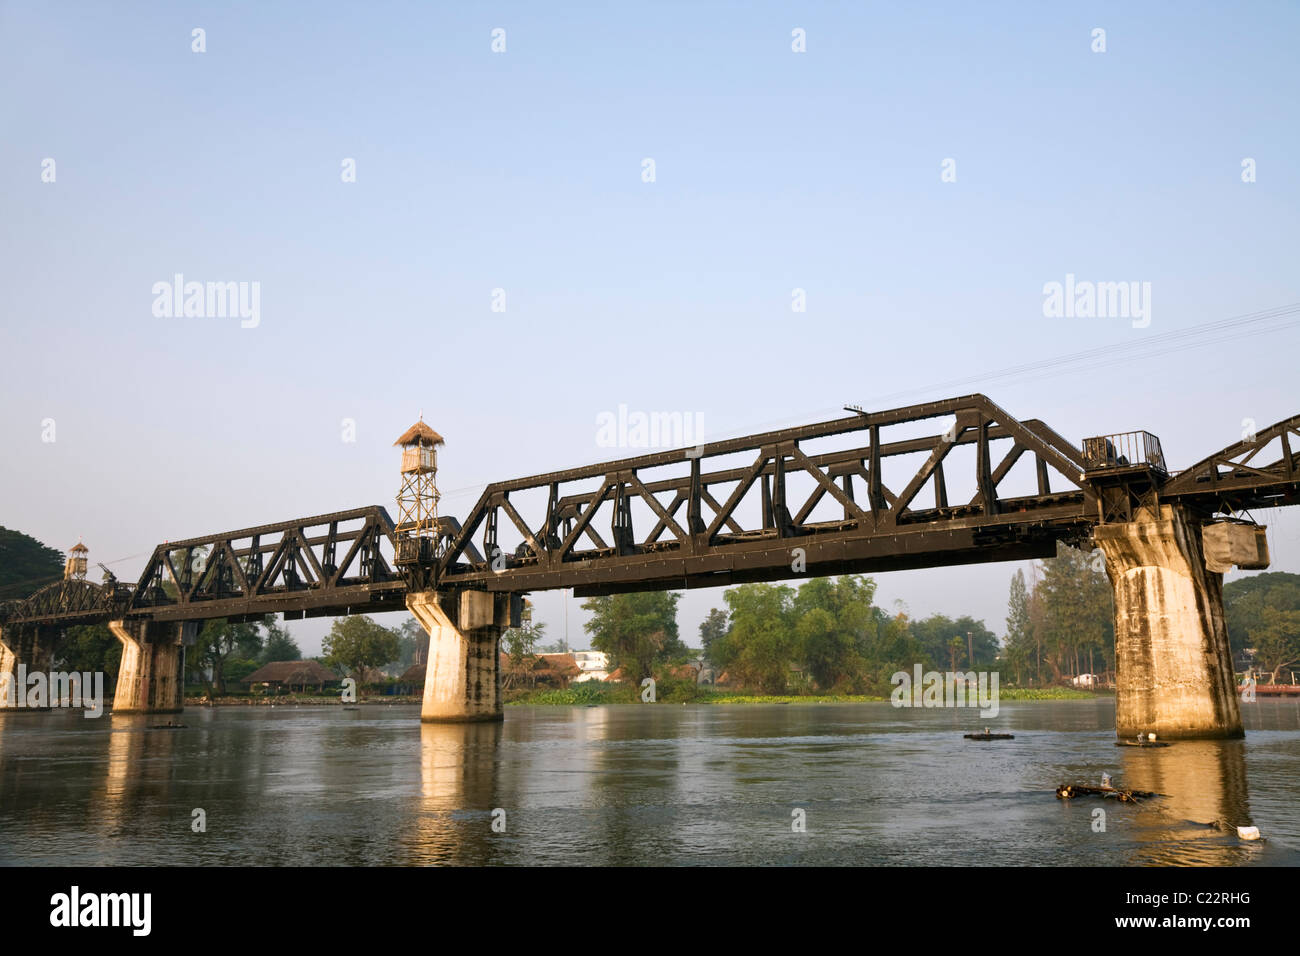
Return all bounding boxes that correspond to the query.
[2,699,1298,866]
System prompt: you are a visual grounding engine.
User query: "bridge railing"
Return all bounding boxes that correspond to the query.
[1082,431,1167,474]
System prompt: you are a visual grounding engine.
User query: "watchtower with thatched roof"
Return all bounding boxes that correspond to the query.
[394,417,444,547]
[64,541,88,581]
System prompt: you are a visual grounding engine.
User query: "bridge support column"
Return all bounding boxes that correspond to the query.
[0,625,55,711]
[0,629,17,708]
[109,621,184,715]
[1095,504,1243,740]
[407,590,512,723]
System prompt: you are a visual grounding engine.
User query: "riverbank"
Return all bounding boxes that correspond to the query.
[182,695,421,706]
[173,686,1110,708]
[505,685,1111,706]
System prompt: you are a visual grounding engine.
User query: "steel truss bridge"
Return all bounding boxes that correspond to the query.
[3,394,1297,630]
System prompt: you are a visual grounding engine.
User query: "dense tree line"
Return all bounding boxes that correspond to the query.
[578,575,1002,695]
[1002,543,1114,686]
[1224,572,1300,683]
[0,527,64,600]
[581,591,687,681]
[703,576,995,694]
[1000,550,1300,687]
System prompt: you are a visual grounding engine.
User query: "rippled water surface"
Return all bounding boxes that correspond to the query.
[2,699,1298,865]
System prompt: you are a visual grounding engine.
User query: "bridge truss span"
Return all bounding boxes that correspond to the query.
[1161,412,1300,512]
[125,505,407,623]
[434,394,1097,596]
[7,392,1297,632]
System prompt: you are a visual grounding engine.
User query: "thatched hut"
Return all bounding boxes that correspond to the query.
[242,660,340,693]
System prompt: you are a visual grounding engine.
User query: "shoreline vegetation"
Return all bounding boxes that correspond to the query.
[176,685,1111,707]
[505,684,1111,706]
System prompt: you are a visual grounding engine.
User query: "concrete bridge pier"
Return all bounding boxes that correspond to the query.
[0,625,56,710]
[406,590,515,722]
[109,620,185,715]
[1095,504,1244,740]
[0,630,17,706]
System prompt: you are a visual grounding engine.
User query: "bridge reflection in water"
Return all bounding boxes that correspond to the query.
[2,701,1299,866]
[1111,741,1258,866]
[405,722,504,865]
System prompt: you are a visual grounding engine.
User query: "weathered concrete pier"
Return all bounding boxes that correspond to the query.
[1095,505,1245,739]
[0,625,55,710]
[406,590,516,722]
[107,621,186,715]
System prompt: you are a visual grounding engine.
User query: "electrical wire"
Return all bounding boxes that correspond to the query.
[436,302,1300,497]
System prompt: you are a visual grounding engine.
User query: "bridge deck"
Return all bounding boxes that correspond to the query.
[1,395,1295,628]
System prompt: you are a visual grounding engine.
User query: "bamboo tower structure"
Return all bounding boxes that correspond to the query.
[64,541,88,581]
[393,418,445,546]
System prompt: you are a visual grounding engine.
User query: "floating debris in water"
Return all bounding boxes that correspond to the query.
[1115,739,1171,747]
[1056,783,1158,803]
[1201,820,1263,840]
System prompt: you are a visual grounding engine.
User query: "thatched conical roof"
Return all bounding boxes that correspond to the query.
[393,420,445,447]
[242,660,340,684]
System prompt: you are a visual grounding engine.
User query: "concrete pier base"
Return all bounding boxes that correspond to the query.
[1095,504,1243,740]
[109,620,184,715]
[0,625,55,711]
[407,590,512,723]
[0,633,17,708]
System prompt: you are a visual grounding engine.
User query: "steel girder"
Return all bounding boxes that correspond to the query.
[1161,413,1300,512]
[9,394,1299,627]
[434,394,1094,595]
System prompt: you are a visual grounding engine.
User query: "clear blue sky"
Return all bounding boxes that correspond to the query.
[3,1,1298,655]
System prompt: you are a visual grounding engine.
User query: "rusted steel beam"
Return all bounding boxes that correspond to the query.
[15,394,1297,630]
[1162,414,1300,501]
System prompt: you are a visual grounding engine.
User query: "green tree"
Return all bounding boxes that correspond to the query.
[862,608,927,692]
[1019,543,1114,683]
[393,617,427,670]
[322,615,401,687]
[54,623,122,690]
[259,619,301,663]
[189,619,264,696]
[713,583,796,693]
[699,608,729,667]
[947,635,964,671]
[1222,572,1300,685]
[1004,569,1034,685]
[582,591,684,682]
[791,576,876,691]
[1247,606,1300,684]
[0,528,64,600]
[503,600,547,688]
[1224,572,1300,672]
[909,613,1000,673]
[224,656,262,685]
